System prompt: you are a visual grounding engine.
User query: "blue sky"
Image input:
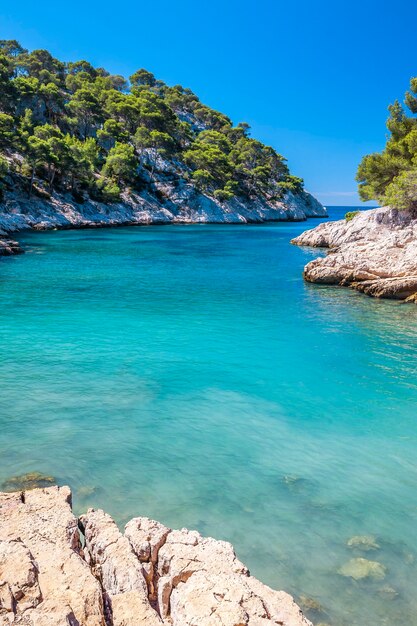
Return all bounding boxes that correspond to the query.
[2,0,417,205]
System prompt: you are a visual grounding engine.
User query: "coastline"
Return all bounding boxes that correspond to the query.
[0,485,312,626]
[0,185,326,257]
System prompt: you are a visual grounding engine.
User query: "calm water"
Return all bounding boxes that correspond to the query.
[1,207,417,625]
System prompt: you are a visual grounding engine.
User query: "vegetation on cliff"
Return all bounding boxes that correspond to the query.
[0,39,304,205]
[357,77,417,212]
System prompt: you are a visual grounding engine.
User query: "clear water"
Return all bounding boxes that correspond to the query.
[1,207,417,626]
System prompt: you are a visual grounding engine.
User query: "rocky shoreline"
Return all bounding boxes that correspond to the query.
[0,486,312,626]
[0,182,326,257]
[292,206,417,302]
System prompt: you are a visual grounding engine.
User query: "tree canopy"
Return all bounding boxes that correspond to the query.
[0,39,303,203]
[357,78,417,212]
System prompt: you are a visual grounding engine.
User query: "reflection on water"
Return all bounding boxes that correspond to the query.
[0,208,416,626]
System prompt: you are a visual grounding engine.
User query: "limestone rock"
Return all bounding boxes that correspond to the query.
[291,207,417,302]
[80,509,162,626]
[338,557,386,581]
[0,183,326,238]
[346,535,380,551]
[0,486,104,625]
[170,571,312,626]
[0,487,312,626]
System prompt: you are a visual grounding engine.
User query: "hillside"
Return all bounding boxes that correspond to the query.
[0,39,325,253]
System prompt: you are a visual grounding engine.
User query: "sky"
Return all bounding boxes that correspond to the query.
[2,0,417,206]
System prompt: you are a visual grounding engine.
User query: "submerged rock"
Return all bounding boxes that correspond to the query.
[1,471,55,492]
[338,557,387,581]
[291,206,417,302]
[299,594,325,613]
[0,486,312,626]
[77,485,100,498]
[347,535,380,551]
[378,584,399,600]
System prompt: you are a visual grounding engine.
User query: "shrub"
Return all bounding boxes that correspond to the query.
[94,177,121,202]
[345,210,359,222]
[213,188,234,202]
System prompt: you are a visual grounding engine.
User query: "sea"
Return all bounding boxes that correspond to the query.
[1,206,416,625]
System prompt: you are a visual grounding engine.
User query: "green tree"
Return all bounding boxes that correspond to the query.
[357,77,417,210]
[66,88,102,138]
[0,113,15,148]
[102,142,137,185]
[130,69,156,87]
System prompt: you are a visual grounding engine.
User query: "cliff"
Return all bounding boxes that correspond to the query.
[291,206,417,302]
[0,168,325,256]
[0,173,325,235]
[0,486,312,626]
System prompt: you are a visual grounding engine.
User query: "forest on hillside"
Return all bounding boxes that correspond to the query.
[0,39,303,205]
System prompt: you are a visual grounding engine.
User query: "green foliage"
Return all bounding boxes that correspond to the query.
[0,113,15,147]
[213,188,234,202]
[357,78,417,211]
[191,169,215,191]
[102,142,137,184]
[345,210,359,222]
[383,170,417,212]
[129,69,156,87]
[0,38,304,203]
[0,154,9,199]
[94,177,121,202]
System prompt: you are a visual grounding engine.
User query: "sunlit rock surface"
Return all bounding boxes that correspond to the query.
[292,206,417,302]
[0,486,312,626]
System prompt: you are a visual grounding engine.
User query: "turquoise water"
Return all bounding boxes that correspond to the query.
[1,207,417,625]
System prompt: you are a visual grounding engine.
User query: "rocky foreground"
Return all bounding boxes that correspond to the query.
[292,206,417,302]
[0,486,312,626]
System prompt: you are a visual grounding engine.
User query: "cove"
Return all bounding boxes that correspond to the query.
[1,207,417,626]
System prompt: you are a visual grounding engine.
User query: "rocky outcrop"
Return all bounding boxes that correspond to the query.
[291,206,417,302]
[0,233,22,256]
[0,487,104,625]
[0,486,312,626]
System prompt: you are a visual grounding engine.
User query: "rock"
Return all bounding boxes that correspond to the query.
[0,236,22,256]
[79,508,162,626]
[78,485,100,498]
[338,557,387,581]
[378,584,399,600]
[170,571,312,626]
[1,471,56,492]
[0,487,312,626]
[155,526,248,619]
[347,535,380,551]
[299,595,325,613]
[0,180,326,239]
[125,517,170,601]
[0,486,104,625]
[291,207,417,302]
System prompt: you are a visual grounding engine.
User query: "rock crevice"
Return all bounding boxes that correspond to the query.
[0,487,312,626]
